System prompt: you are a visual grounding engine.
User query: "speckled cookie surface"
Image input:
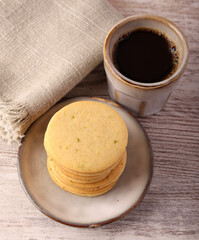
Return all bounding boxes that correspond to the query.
[44,101,128,174]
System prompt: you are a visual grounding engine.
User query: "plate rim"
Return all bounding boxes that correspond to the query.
[18,97,153,228]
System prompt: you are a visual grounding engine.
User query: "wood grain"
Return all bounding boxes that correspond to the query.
[0,0,199,239]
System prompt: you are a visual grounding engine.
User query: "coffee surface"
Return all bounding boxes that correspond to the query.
[113,28,179,83]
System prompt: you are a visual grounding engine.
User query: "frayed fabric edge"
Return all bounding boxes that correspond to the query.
[0,99,31,144]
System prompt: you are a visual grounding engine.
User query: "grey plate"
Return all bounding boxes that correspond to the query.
[18,97,153,227]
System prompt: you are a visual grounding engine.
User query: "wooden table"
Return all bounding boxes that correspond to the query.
[0,0,198,239]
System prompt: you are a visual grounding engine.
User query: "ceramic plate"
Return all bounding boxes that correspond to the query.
[18,97,153,227]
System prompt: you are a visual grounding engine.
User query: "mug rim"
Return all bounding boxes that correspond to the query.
[103,15,189,89]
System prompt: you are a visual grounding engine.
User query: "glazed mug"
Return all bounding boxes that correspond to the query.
[103,15,189,117]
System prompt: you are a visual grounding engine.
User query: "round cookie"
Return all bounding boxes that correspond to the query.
[49,170,117,197]
[47,158,110,183]
[47,149,122,178]
[48,151,126,189]
[47,161,118,197]
[44,101,128,174]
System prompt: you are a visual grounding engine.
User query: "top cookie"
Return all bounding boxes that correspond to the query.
[44,101,128,173]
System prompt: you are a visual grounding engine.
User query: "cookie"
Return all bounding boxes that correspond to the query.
[44,101,128,174]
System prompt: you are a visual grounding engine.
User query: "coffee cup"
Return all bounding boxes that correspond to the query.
[103,15,189,116]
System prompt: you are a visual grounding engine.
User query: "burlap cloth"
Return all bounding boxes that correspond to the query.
[0,0,122,143]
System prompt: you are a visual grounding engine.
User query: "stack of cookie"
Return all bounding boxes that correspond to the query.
[44,101,128,197]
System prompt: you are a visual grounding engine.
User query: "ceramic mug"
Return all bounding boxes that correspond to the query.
[103,15,189,117]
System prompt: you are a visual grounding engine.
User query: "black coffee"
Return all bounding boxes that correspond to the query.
[113,28,179,83]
